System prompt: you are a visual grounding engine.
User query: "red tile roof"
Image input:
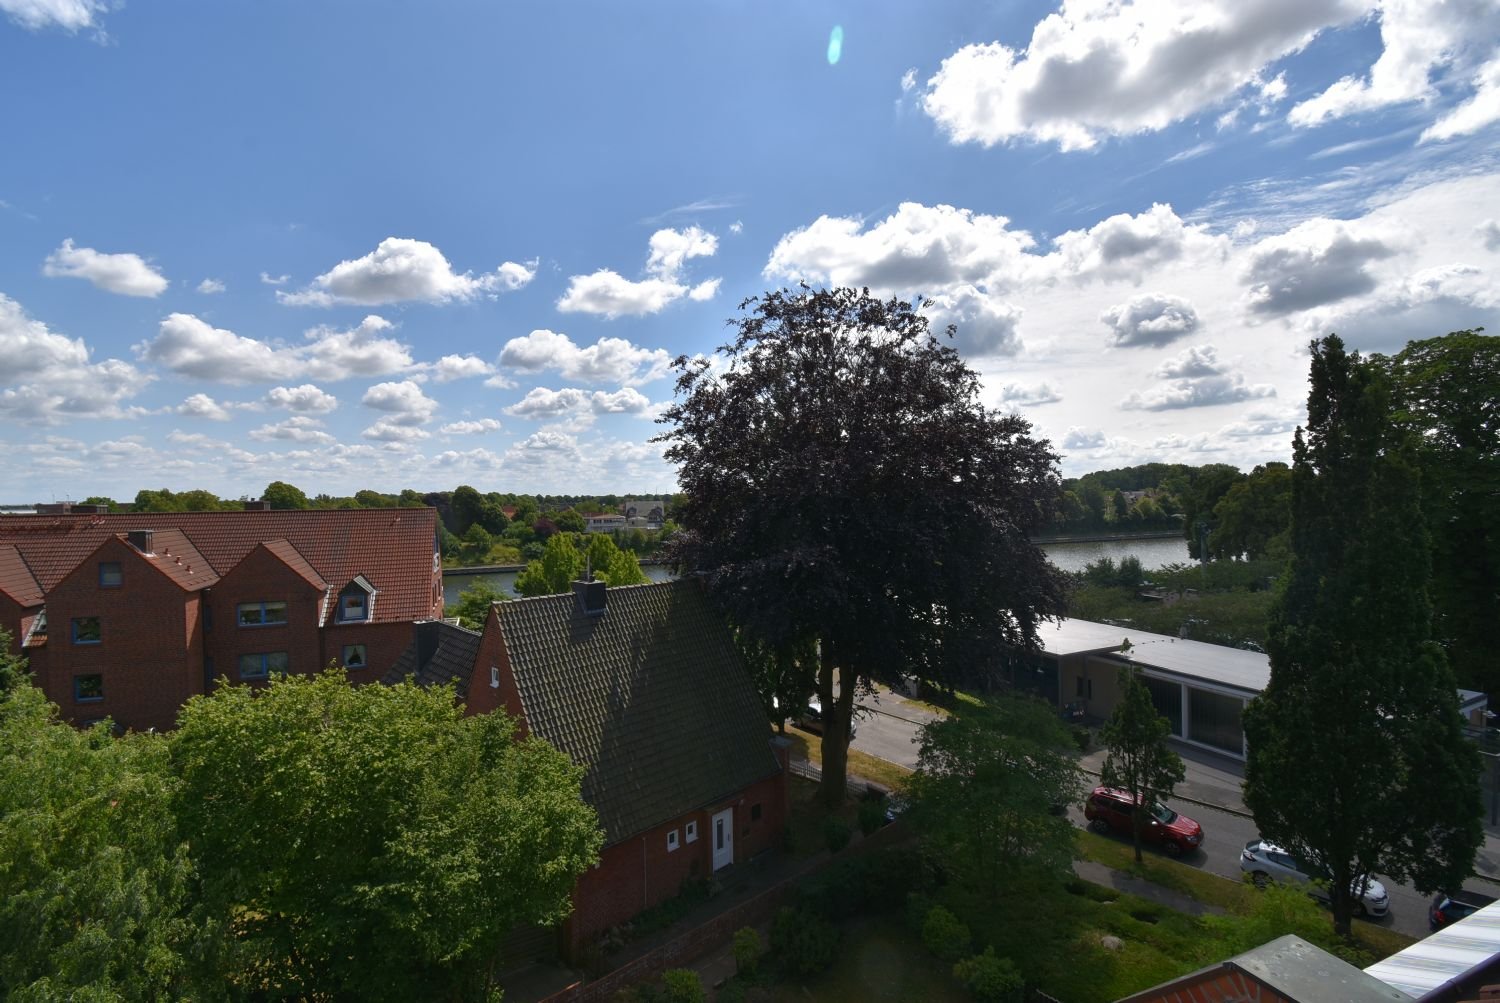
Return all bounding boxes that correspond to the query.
[0,544,44,607]
[258,539,328,590]
[0,509,439,624]
[129,529,219,592]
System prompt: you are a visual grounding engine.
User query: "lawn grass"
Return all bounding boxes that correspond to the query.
[783,724,914,793]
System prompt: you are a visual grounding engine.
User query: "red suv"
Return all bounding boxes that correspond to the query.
[1084,786,1204,857]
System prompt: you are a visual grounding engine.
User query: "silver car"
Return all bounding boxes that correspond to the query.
[1239,839,1390,917]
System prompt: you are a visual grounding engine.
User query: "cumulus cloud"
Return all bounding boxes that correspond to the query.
[177,393,233,421]
[432,447,504,470]
[1218,408,1300,438]
[1287,0,1500,139]
[265,384,338,413]
[0,294,151,424]
[361,380,437,425]
[995,382,1062,406]
[558,226,720,317]
[197,278,226,294]
[1122,345,1276,410]
[138,314,413,384]
[1062,427,1107,449]
[1242,217,1407,316]
[260,272,289,286]
[498,329,671,386]
[1,0,110,33]
[1478,219,1500,251]
[1050,204,1223,281]
[509,430,585,464]
[919,0,1365,150]
[362,421,431,443]
[427,354,495,382]
[278,238,534,306]
[249,416,334,444]
[925,286,1026,357]
[1100,292,1201,347]
[43,239,169,297]
[439,418,502,435]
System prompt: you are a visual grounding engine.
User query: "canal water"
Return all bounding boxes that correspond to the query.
[441,536,1190,606]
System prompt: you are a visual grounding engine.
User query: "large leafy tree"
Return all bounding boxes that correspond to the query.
[446,577,509,630]
[908,693,1083,893]
[1100,664,1186,863]
[0,638,196,1001]
[659,286,1067,804]
[1243,335,1482,937]
[1207,461,1292,562]
[1378,330,1500,695]
[171,669,601,999]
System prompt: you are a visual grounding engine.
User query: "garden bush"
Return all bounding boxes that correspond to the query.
[858,794,887,835]
[953,948,1025,1003]
[660,969,705,1003]
[921,904,972,963]
[823,815,852,853]
[732,926,762,974]
[770,906,840,976]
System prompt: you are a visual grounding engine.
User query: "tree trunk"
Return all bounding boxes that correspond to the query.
[1131,807,1143,864]
[1330,866,1355,939]
[816,654,860,808]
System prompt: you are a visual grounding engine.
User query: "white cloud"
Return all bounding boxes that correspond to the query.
[197,278,226,295]
[729,220,745,235]
[427,354,495,382]
[1122,345,1277,410]
[498,329,671,386]
[509,430,585,464]
[504,386,653,419]
[260,272,289,286]
[1100,292,1201,347]
[361,380,437,425]
[1062,426,1108,449]
[925,286,1026,357]
[249,416,334,444]
[0,0,109,33]
[0,292,90,379]
[919,0,1366,151]
[1049,204,1224,281]
[43,239,169,298]
[558,227,720,318]
[439,418,502,435]
[362,420,431,443]
[995,382,1062,406]
[1478,219,1500,251]
[1423,52,1500,142]
[278,237,534,306]
[1288,0,1500,135]
[0,294,151,424]
[1242,217,1407,316]
[432,447,504,470]
[265,384,338,413]
[138,313,413,384]
[177,393,232,421]
[590,387,652,413]
[1218,407,1300,438]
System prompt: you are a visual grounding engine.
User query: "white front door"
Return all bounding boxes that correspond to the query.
[711,807,734,871]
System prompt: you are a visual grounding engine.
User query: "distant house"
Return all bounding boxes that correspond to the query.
[583,513,627,534]
[0,506,444,731]
[623,499,665,530]
[385,578,787,956]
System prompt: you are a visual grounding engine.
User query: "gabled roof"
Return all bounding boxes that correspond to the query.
[128,529,219,592]
[383,620,483,699]
[0,509,438,623]
[1120,935,1411,1003]
[495,579,779,845]
[0,545,43,607]
[257,539,328,590]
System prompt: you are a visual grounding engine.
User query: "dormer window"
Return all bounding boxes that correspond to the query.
[337,576,375,623]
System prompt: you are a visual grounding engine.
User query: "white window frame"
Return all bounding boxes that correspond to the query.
[666,828,680,852]
[685,820,698,843]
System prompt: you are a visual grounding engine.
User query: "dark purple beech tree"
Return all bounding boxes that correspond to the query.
[657,286,1068,806]
[1243,334,1482,938]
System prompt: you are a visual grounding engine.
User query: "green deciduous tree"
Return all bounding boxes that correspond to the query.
[261,480,310,510]
[1243,335,1482,938]
[1208,462,1292,562]
[447,578,508,630]
[0,647,196,1001]
[514,533,584,597]
[659,287,1066,805]
[908,693,1083,893]
[1100,664,1186,863]
[552,509,586,534]
[1379,330,1500,696]
[171,669,601,999]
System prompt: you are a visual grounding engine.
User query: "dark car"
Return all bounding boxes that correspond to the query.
[1430,889,1497,929]
[1084,786,1204,856]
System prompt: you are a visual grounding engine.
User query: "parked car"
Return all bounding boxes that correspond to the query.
[1083,786,1204,856]
[1430,889,1497,929]
[1239,839,1390,917]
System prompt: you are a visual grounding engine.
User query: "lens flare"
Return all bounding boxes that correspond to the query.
[827,25,843,65]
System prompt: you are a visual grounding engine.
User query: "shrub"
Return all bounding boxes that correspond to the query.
[660,969,705,1003]
[953,948,1025,1003]
[796,848,920,921]
[732,926,762,974]
[1071,724,1092,753]
[905,892,934,934]
[858,795,887,835]
[823,815,852,853]
[770,906,839,977]
[921,905,972,963]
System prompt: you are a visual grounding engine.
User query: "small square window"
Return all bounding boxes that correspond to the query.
[342,644,367,669]
[237,601,287,627]
[74,674,103,702]
[72,617,101,644]
[238,651,288,680]
[337,592,369,623]
[685,821,698,843]
[750,803,762,821]
[667,829,680,852]
[98,562,122,588]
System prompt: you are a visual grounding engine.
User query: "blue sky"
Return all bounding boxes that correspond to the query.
[3,0,1499,500]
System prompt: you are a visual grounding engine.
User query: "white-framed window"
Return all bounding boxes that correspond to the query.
[666,829,680,852]
[490,666,500,689]
[685,820,698,843]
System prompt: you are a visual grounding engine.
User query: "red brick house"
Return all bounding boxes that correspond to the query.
[385,578,788,957]
[0,507,443,732]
